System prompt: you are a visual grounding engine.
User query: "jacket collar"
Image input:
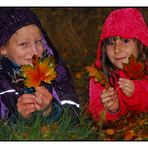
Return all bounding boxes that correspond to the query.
[0,57,20,79]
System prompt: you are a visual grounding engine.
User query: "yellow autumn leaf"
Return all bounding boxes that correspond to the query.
[20,55,57,88]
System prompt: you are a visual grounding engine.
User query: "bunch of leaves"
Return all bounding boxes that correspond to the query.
[94,112,148,141]
[86,64,110,89]
[122,54,145,79]
[19,55,57,88]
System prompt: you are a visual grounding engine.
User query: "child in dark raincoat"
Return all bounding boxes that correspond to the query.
[89,8,148,122]
[0,8,79,122]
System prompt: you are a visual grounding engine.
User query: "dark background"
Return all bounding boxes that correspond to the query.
[31,8,148,103]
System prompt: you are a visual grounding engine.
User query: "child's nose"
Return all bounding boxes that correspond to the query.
[114,40,123,54]
[30,45,38,55]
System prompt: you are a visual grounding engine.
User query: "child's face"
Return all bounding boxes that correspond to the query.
[106,37,139,69]
[1,24,43,66]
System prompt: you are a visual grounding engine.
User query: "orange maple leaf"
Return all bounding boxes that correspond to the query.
[122,54,145,79]
[86,65,110,89]
[20,55,57,88]
[124,130,137,140]
[105,128,115,136]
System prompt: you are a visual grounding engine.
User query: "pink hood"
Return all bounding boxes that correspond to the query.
[96,8,148,68]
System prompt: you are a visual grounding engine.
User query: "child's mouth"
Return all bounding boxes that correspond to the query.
[115,57,127,60]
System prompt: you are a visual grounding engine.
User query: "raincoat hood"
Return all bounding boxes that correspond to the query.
[0,8,42,47]
[96,8,148,68]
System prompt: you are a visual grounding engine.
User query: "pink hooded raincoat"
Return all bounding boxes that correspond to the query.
[89,8,148,122]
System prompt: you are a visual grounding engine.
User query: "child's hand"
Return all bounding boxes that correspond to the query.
[118,78,135,97]
[17,94,39,118]
[100,87,119,113]
[34,86,53,110]
[17,87,52,119]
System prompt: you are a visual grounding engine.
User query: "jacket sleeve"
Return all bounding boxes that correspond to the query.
[0,77,13,120]
[122,79,148,111]
[89,78,127,122]
[0,96,9,120]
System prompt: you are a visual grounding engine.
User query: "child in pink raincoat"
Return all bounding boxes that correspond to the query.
[89,8,148,122]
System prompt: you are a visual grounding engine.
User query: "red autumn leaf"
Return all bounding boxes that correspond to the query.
[122,54,145,79]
